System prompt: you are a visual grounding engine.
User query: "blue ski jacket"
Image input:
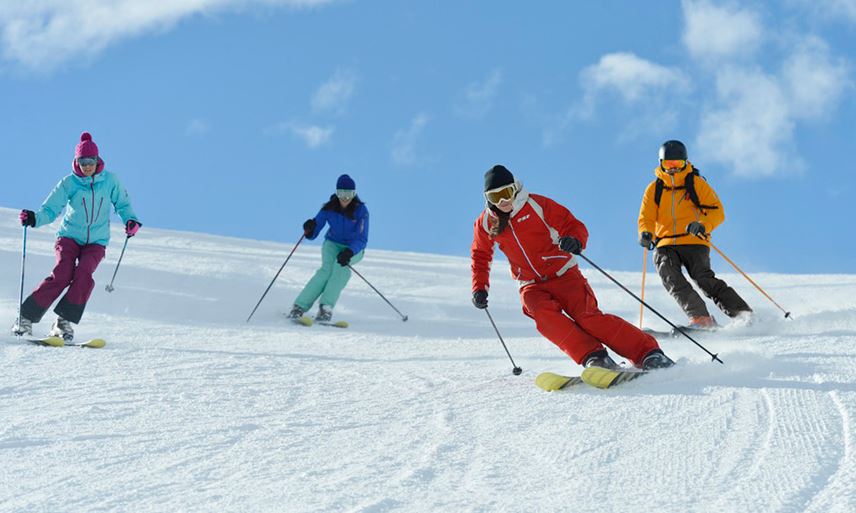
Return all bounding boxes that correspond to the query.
[308,200,369,255]
[34,170,138,247]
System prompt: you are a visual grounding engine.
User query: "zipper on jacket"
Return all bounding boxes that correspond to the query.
[94,198,104,224]
[670,174,677,245]
[86,178,96,244]
[509,222,543,279]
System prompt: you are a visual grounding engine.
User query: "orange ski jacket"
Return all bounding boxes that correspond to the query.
[637,163,724,248]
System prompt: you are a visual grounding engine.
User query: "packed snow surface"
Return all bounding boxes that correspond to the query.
[1,207,854,513]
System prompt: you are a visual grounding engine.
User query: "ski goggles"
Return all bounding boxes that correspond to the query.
[336,189,356,201]
[661,159,686,170]
[77,157,98,167]
[484,183,517,205]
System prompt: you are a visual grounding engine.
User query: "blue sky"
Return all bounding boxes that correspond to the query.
[1,0,854,273]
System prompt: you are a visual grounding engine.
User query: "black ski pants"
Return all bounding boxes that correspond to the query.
[654,244,751,319]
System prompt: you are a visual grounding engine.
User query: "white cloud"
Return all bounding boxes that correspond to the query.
[391,114,428,166]
[696,68,796,178]
[696,36,850,178]
[0,0,337,71]
[786,0,856,24]
[266,121,333,148]
[683,1,853,179]
[682,0,763,61]
[311,69,357,114]
[185,119,210,136]
[580,52,688,109]
[456,69,503,119]
[290,123,333,148]
[782,36,850,119]
[543,53,688,146]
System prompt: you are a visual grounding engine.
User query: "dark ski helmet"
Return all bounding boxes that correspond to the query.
[659,140,687,161]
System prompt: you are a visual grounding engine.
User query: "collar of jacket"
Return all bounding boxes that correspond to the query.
[654,163,695,185]
[484,181,529,218]
[70,170,107,186]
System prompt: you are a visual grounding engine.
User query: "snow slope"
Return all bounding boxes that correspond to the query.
[1,206,855,513]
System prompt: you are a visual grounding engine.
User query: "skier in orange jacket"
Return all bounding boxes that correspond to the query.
[638,140,752,328]
[471,165,673,371]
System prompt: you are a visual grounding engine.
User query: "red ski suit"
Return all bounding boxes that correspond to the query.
[471,188,659,365]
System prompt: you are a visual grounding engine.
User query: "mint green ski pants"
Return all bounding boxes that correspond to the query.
[294,240,364,311]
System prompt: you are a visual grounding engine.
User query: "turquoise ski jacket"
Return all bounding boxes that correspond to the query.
[34,170,138,247]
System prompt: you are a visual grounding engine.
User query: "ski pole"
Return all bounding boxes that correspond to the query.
[484,307,523,376]
[347,264,408,321]
[697,235,791,319]
[639,247,648,329]
[105,236,130,293]
[16,226,27,337]
[577,252,723,364]
[246,235,304,323]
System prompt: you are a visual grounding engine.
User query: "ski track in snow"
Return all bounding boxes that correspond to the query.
[0,207,855,512]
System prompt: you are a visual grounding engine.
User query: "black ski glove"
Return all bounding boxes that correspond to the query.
[558,236,582,255]
[472,289,488,309]
[639,231,655,250]
[19,209,36,227]
[686,221,706,237]
[303,218,316,238]
[337,248,354,266]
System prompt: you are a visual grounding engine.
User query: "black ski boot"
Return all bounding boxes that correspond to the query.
[287,305,305,319]
[315,305,333,322]
[641,349,675,370]
[583,349,620,370]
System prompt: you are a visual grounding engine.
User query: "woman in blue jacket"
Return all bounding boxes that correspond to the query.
[12,132,140,341]
[288,174,368,323]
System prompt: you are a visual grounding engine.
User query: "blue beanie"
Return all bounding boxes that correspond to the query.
[336,174,356,190]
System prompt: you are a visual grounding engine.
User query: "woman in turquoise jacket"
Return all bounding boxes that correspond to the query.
[288,174,368,323]
[12,132,141,341]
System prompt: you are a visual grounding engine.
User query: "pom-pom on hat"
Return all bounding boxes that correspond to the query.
[75,132,99,158]
[336,174,356,190]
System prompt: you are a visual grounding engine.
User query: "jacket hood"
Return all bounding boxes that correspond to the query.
[72,156,105,177]
[654,162,695,185]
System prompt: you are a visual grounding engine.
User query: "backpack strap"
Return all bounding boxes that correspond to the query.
[654,179,664,206]
[684,170,719,211]
[652,169,718,211]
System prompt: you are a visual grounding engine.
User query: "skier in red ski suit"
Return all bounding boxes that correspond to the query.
[471,165,673,370]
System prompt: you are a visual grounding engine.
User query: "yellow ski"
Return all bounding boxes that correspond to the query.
[535,372,584,391]
[580,367,646,389]
[292,316,314,327]
[317,320,349,329]
[536,368,647,391]
[28,337,106,349]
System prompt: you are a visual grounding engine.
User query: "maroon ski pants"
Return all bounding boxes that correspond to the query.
[20,237,105,324]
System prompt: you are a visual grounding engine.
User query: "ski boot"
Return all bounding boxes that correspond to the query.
[583,349,621,371]
[315,304,333,323]
[11,316,33,337]
[641,349,675,371]
[49,317,74,342]
[687,315,718,329]
[286,305,305,319]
